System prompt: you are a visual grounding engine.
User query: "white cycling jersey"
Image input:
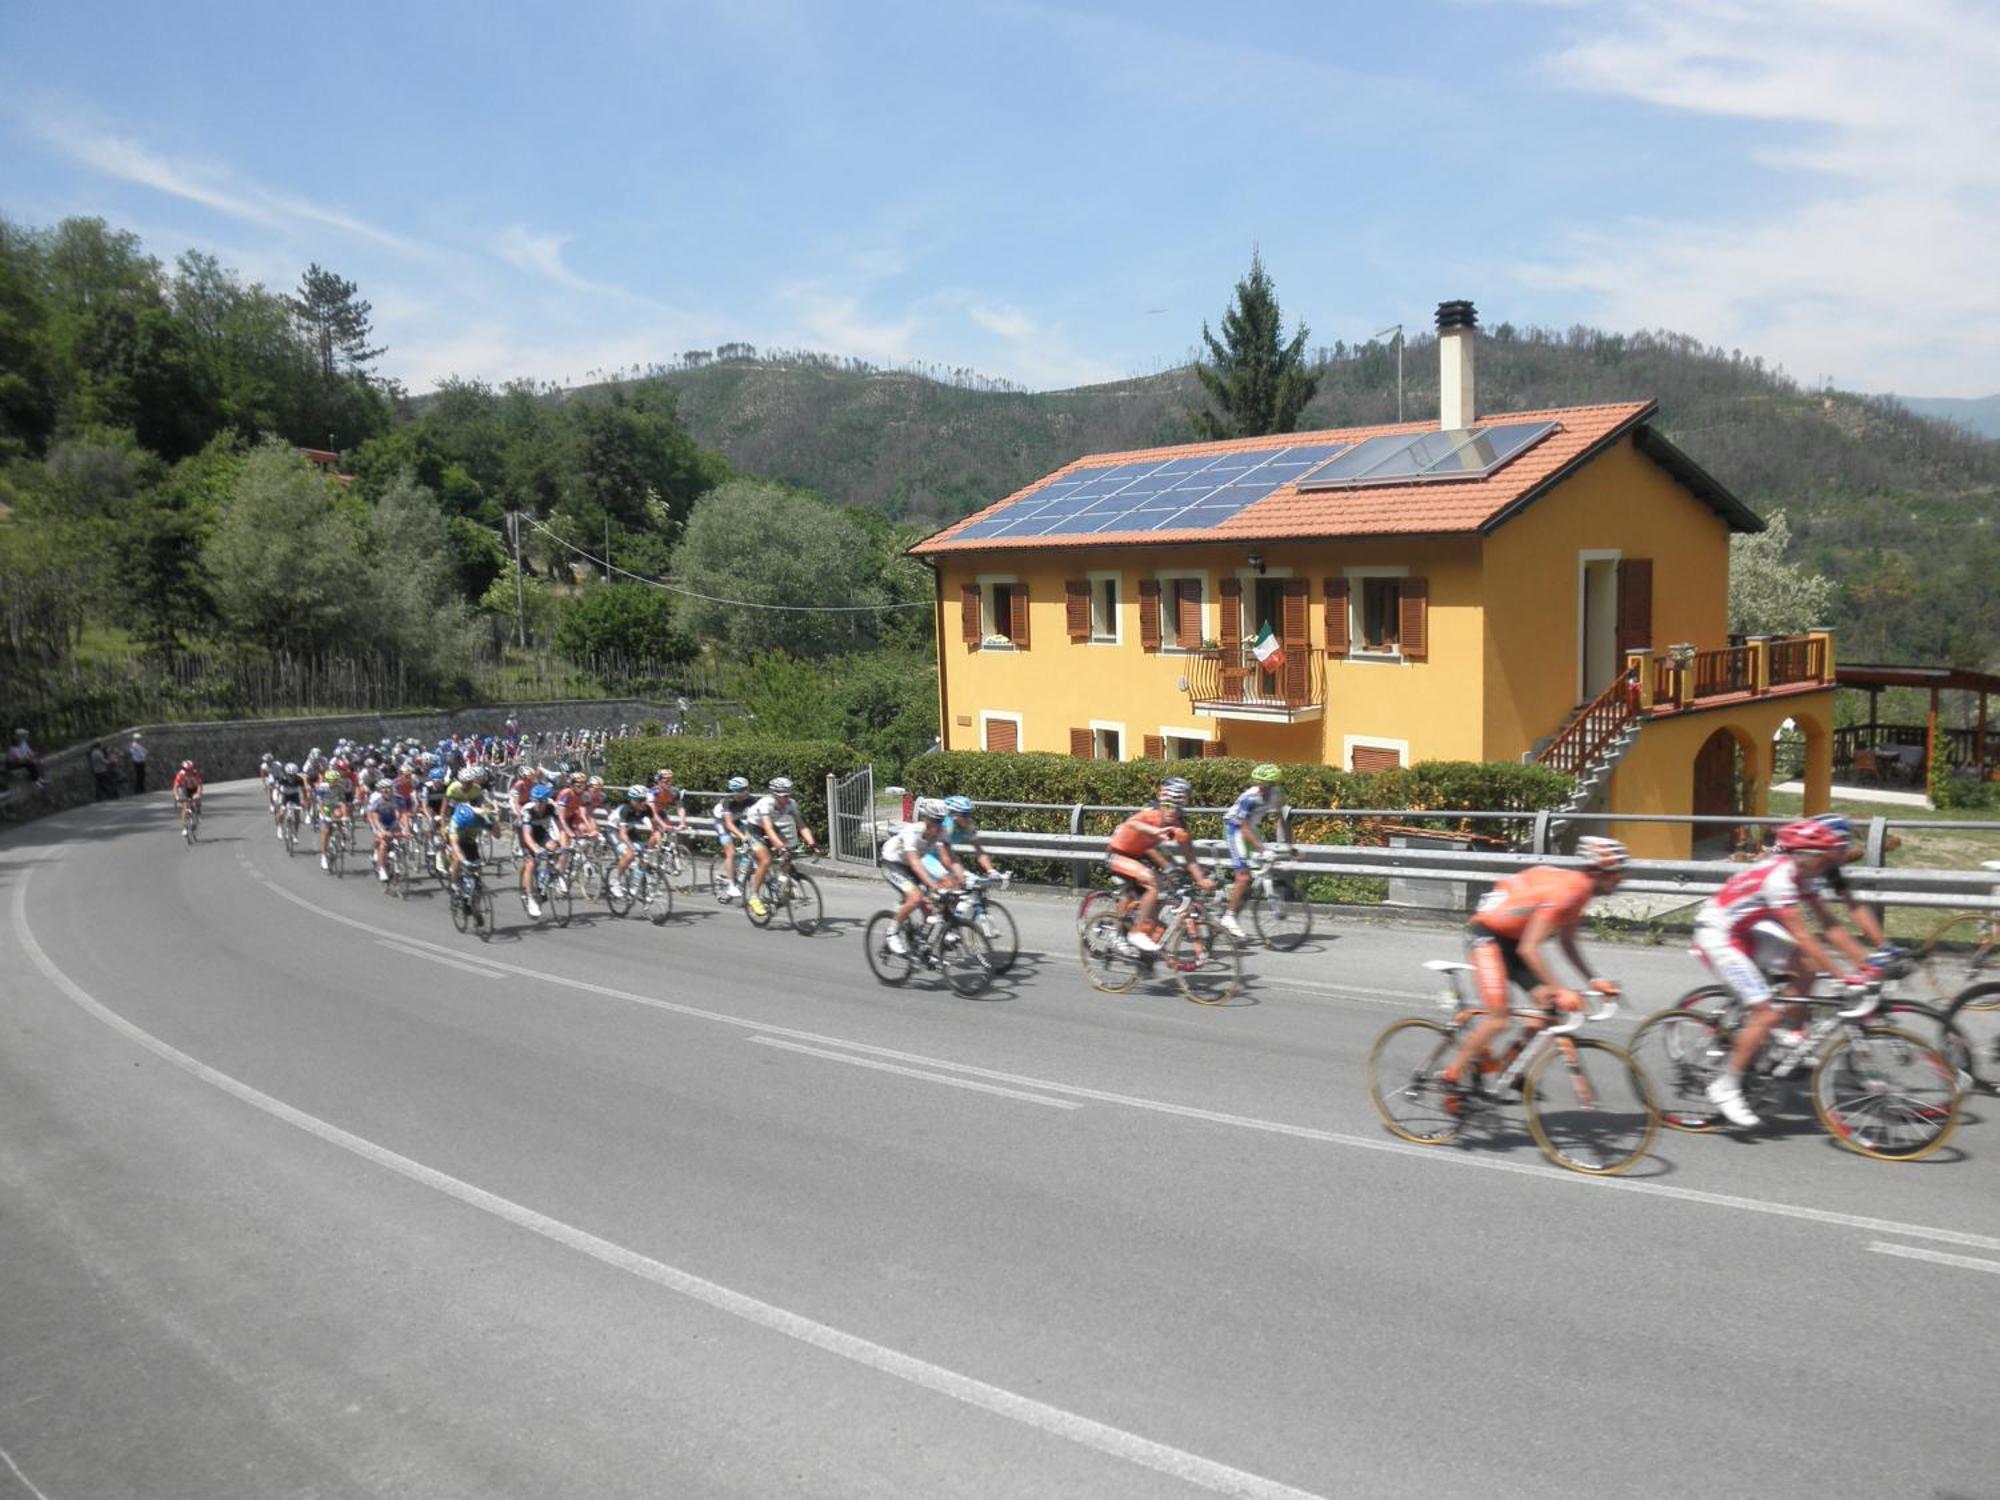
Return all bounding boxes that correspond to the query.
[879,821,941,864]
[746,794,797,835]
[1694,853,1810,946]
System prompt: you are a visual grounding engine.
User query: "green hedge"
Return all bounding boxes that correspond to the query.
[604,736,863,831]
[900,751,1572,892]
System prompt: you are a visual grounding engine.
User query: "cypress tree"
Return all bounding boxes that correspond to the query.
[1190,251,1319,439]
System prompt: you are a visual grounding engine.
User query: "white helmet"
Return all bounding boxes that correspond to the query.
[768,776,794,793]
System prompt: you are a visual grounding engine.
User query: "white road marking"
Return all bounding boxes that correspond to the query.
[749,1035,1083,1109]
[11,874,1325,1500]
[1867,1242,2000,1276]
[0,1444,54,1500]
[376,938,510,981]
[235,849,2000,1257]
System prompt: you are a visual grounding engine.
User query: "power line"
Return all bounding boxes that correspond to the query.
[515,514,931,613]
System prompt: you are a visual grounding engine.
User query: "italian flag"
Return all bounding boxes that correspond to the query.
[1251,621,1285,672]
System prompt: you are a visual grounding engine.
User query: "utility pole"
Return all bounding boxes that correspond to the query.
[604,517,612,582]
[508,511,527,648]
[1373,324,1405,422]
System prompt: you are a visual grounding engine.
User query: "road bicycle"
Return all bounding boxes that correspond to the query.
[604,842,675,925]
[956,871,1018,974]
[322,815,350,877]
[704,841,755,905]
[1908,862,2000,1003]
[1367,961,1658,1176]
[1943,980,2000,1093]
[745,845,823,935]
[378,832,419,900]
[449,859,496,940]
[520,848,575,928]
[278,800,304,857]
[1078,871,1243,1005]
[1241,846,1313,950]
[864,891,995,996]
[1627,980,1962,1161]
[179,797,201,845]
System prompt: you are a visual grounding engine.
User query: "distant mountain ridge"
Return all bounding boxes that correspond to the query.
[1891,394,2000,441]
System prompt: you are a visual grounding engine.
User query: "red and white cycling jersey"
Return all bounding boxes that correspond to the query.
[1695,853,1809,945]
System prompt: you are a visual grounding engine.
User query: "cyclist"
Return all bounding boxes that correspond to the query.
[880,799,964,955]
[447,789,494,926]
[649,769,690,838]
[171,759,204,834]
[517,782,562,918]
[1220,763,1286,940]
[272,760,308,840]
[609,785,659,898]
[713,776,758,900]
[931,794,1000,880]
[366,776,405,884]
[422,767,452,873]
[1806,813,1905,970]
[555,771,597,846]
[1693,818,1874,1128]
[1440,837,1628,1106]
[258,752,281,813]
[315,760,350,866]
[1104,777,1212,953]
[744,776,819,921]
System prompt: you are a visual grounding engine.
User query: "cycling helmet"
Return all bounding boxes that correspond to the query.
[530,783,554,802]
[1812,813,1857,840]
[769,776,794,793]
[285,762,298,775]
[1775,819,1846,853]
[1157,776,1192,806]
[625,784,648,801]
[1250,763,1282,784]
[655,768,674,781]
[915,798,946,822]
[1576,836,1628,873]
[943,794,975,815]
[727,775,750,792]
[569,770,586,784]
[180,759,195,771]
[588,775,604,788]
[428,768,447,783]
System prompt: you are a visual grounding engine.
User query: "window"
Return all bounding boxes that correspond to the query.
[1361,578,1402,654]
[1344,736,1408,773]
[982,712,1022,753]
[974,575,1028,649]
[1092,576,1119,642]
[1156,573,1207,651]
[986,582,1015,643]
[1164,734,1208,761]
[1094,726,1123,761]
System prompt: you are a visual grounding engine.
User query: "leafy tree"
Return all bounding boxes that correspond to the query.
[204,441,367,654]
[671,479,889,658]
[1729,509,1838,636]
[552,582,693,666]
[365,472,479,679]
[1190,251,1319,439]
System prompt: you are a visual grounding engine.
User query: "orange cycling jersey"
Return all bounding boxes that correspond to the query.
[1107,807,1190,859]
[1470,865,1594,941]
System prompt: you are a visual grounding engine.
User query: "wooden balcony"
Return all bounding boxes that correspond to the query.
[1188,646,1326,724]
[1644,633,1834,715]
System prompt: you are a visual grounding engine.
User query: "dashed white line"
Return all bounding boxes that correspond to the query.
[1867,1241,2000,1276]
[12,872,1324,1500]
[749,1035,1083,1109]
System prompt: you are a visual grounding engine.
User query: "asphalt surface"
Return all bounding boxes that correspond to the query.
[3,783,1996,1499]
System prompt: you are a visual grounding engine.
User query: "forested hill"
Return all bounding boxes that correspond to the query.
[602,330,1999,668]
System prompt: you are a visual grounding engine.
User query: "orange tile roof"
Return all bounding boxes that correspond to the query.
[912,401,1668,555]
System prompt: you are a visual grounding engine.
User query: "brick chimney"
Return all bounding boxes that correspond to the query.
[1437,300,1476,430]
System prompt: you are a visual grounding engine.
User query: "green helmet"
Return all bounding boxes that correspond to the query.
[1251,763,1282,784]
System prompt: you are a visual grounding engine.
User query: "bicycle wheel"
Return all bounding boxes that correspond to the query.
[863,912,915,986]
[1811,1024,1962,1161]
[451,888,474,935]
[548,871,574,928]
[1079,912,1140,994]
[603,864,635,918]
[974,898,1019,974]
[389,845,410,899]
[643,868,675,925]
[579,856,605,902]
[785,873,822,936]
[1913,912,2000,1005]
[1250,878,1314,952]
[1945,981,2000,1092]
[1863,997,1978,1092]
[662,838,691,890]
[1366,1018,1464,1145]
[474,885,495,941]
[1626,1009,1730,1131]
[281,816,296,858]
[327,829,345,877]
[745,880,775,928]
[938,923,994,997]
[1522,1038,1659,1175]
[1166,918,1242,1005]
[1076,886,1119,932]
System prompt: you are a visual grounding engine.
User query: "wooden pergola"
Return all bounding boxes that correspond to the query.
[1836,663,1999,783]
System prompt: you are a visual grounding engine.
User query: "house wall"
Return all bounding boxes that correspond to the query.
[931,536,1485,768]
[1480,435,1733,762]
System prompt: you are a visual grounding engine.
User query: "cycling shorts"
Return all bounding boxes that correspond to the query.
[370,809,400,832]
[1464,928,1539,1011]
[1106,853,1156,887]
[1225,826,1256,872]
[279,789,303,805]
[175,786,201,802]
[1691,920,1794,1007]
[453,832,483,862]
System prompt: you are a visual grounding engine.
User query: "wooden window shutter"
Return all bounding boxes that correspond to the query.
[1176,579,1203,646]
[1281,578,1311,697]
[1398,578,1429,661]
[1065,580,1090,643]
[1202,738,1227,758]
[1143,733,1166,760]
[1324,577,1351,657]
[1218,578,1242,649]
[960,583,982,647]
[1616,559,1653,656]
[985,718,1019,753]
[1008,582,1030,649]
[1070,727,1093,759]
[1138,580,1162,653]
[1351,744,1402,774]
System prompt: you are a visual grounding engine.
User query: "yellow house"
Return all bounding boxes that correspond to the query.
[910,304,1836,858]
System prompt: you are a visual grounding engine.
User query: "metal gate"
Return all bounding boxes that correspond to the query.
[826,765,878,866]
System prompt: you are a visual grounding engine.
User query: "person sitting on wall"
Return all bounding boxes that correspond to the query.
[6,728,47,791]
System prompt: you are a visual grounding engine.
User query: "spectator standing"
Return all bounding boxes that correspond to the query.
[129,732,148,792]
[87,741,117,800]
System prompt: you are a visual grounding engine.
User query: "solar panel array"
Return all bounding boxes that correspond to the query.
[949,441,1354,542]
[1296,421,1557,489]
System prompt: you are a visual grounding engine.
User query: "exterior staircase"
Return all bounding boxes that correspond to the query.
[1533,669,1644,846]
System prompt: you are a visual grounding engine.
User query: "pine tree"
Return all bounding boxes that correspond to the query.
[285,263,385,381]
[1190,251,1319,439]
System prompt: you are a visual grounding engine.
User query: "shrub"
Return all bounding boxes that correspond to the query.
[604,735,862,830]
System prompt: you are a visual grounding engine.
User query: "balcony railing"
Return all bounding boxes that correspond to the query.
[1188,645,1325,722]
[1647,634,1834,710]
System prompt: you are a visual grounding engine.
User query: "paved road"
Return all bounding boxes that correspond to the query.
[3,784,1996,1498]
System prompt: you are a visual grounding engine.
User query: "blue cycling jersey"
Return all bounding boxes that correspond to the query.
[448,802,488,832]
[1224,785,1279,830]
[940,813,980,847]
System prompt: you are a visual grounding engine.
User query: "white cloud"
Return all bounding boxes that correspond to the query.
[775,282,924,364]
[1522,0,2000,395]
[966,302,1123,389]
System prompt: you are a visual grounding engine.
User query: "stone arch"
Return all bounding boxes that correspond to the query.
[1692,722,1766,857]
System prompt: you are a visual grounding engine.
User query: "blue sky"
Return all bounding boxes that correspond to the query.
[4,0,1992,397]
